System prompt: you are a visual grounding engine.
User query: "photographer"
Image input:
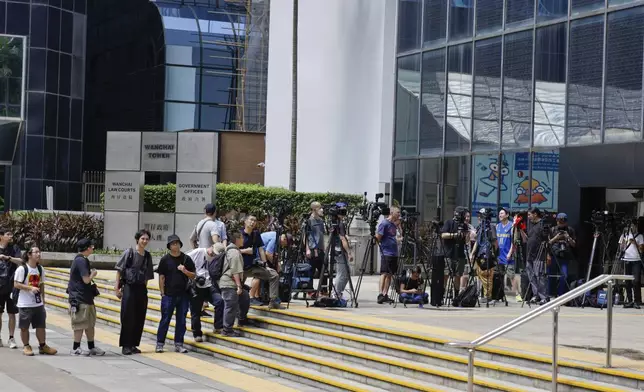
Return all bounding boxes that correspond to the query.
[619,218,644,309]
[525,208,548,305]
[547,213,576,297]
[305,202,327,293]
[240,216,280,309]
[441,207,471,296]
[399,267,428,305]
[376,206,401,304]
[332,208,353,299]
[469,209,499,303]
[186,245,224,341]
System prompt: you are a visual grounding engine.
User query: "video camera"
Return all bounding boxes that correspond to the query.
[589,210,625,233]
[452,206,470,234]
[400,209,420,223]
[359,192,390,225]
[477,207,496,222]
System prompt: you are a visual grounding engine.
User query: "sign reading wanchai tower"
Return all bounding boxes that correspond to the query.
[103,132,218,251]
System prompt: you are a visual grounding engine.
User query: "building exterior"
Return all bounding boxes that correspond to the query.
[264,0,397,198]
[393,0,644,232]
[1,0,87,211]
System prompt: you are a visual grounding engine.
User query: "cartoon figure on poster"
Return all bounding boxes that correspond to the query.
[514,177,551,205]
[475,155,509,198]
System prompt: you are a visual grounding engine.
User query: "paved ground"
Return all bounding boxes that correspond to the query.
[0,311,307,392]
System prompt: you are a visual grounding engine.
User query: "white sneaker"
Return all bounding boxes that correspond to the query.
[174,344,188,353]
[89,347,105,356]
[71,348,89,356]
[8,338,17,349]
[194,336,203,343]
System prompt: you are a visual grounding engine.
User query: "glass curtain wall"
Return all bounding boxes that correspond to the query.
[394,0,644,221]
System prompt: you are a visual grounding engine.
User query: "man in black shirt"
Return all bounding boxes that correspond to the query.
[114,229,155,355]
[398,267,428,305]
[240,216,280,309]
[525,208,548,305]
[68,239,105,356]
[441,208,471,296]
[156,235,196,354]
[548,213,576,297]
[0,228,22,349]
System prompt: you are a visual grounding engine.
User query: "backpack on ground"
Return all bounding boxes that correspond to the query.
[291,263,313,290]
[453,284,478,307]
[207,251,228,283]
[12,264,43,306]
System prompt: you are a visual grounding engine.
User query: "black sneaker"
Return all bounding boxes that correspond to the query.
[377,294,385,304]
[238,319,259,327]
[201,310,212,317]
[383,295,394,304]
[222,330,242,338]
[122,347,132,355]
[131,347,141,354]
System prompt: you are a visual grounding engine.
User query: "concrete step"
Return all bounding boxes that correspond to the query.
[44,268,644,391]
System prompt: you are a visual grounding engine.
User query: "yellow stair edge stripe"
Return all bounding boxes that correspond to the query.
[44,268,644,383]
[43,290,463,392]
[44,286,615,392]
[44,297,383,392]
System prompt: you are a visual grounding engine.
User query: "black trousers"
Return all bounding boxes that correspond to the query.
[119,284,148,348]
[308,252,327,289]
[625,261,642,304]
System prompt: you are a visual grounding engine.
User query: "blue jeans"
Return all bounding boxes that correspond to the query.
[190,286,224,336]
[399,292,429,303]
[157,294,189,345]
[548,257,569,297]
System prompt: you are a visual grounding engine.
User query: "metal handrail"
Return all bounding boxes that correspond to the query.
[448,274,634,392]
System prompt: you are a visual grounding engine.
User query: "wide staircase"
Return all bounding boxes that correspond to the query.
[43,267,644,392]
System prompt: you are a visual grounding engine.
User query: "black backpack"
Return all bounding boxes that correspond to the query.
[207,250,228,283]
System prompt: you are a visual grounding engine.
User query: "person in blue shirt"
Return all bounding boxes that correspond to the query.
[249,231,289,300]
[376,206,401,304]
[496,208,520,300]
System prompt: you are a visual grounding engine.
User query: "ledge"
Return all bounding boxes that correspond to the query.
[39,252,163,269]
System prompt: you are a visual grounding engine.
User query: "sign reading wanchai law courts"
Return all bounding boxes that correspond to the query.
[103,132,218,250]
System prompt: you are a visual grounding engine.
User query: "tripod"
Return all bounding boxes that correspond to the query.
[443,231,476,308]
[390,221,430,308]
[581,227,614,306]
[521,239,570,308]
[355,221,383,304]
[313,219,358,308]
[613,224,643,307]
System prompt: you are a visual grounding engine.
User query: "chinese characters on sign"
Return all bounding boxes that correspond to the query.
[175,173,217,214]
[139,213,175,251]
[142,223,171,241]
[103,172,142,212]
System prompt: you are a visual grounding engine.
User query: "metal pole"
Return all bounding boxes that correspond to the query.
[552,307,559,392]
[606,280,614,368]
[467,349,475,392]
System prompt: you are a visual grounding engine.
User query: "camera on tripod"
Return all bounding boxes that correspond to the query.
[589,210,625,233]
[477,207,496,222]
[264,198,293,226]
[541,209,556,236]
[359,192,390,225]
[453,207,470,235]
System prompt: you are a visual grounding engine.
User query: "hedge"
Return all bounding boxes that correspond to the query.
[107,183,364,218]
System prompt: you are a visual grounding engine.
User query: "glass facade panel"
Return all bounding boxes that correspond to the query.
[395,54,421,157]
[502,31,533,148]
[6,2,28,36]
[424,0,447,46]
[604,7,644,143]
[420,49,445,155]
[567,16,603,145]
[165,102,197,132]
[476,0,503,35]
[444,155,470,216]
[26,93,44,136]
[446,43,472,152]
[419,158,441,221]
[0,36,25,119]
[397,0,422,52]
[572,0,604,14]
[472,37,501,150]
[538,0,568,22]
[534,23,566,147]
[166,66,200,102]
[30,5,48,48]
[506,0,534,28]
[393,160,418,208]
[47,6,60,51]
[449,0,474,41]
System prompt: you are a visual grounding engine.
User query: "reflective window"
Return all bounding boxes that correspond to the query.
[201,70,235,104]
[58,96,70,138]
[26,93,44,136]
[61,11,73,54]
[395,54,421,157]
[420,49,446,155]
[28,49,46,92]
[446,43,472,152]
[444,155,470,218]
[44,94,57,137]
[472,37,502,150]
[200,104,235,131]
[72,13,86,58]
[449,0,474,40]
[54,182,69,211]
[567,16,603,145]
[604,7,644,143]
[165,102,197,131]
[166,66,200,102]
[167,45,196,66]
[0,2,5,34]
[26,136,43,179]
[397,0,422,52]
[62,0,73,11]
[6,2,28,36]
[393,160,418,207]
[476,0,503,35]
[534,23,566,147]
[24,180,43,209]
[506,0,534,28]
[30,5,48,48]
[419,158,441,222]
[502,31,533,148]
[74,0,86,14]
[69,140,81,182]
[0,36,25,118]
[56,139,70,181]
[46,51,59,94]
[59,54,72,97]
[43,137,56,180]
[572,0,604,14]
[538,0,568,21]
[424,0,447,46]
[47,7,61,51]
[71,56,84,99]
[70,99,82,140]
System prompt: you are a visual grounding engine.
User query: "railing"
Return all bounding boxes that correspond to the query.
[448,274,634,392]
[82,171,105,212]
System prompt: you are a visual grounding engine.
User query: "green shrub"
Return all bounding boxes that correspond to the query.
[0,212,104,252]
[103,183,363,218]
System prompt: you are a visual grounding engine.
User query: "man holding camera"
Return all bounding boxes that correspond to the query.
[240,216,280,309]
[548,213,576,297]
[470,209,499,303]
[526,208,549,305]
[441,207,470,296]
[305,202,327,293]
[619,218,644,309]
[332,208,353,298]
[186,245,224,341]
[376,206,401,304]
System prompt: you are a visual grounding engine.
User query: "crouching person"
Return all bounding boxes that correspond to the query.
[218,232,256,337]
[14,246,56,356]
[399,267,428,306]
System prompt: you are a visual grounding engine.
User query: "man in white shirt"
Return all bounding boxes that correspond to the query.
[13,246,56,356]
[190,204,227,249]
[186,246,224,341]
[619,220,644,309]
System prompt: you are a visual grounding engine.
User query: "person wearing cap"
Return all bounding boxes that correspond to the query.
[190,204,227,249]
[525,208,549,305]
[548,213,576,297]
[68,239,105,356]
[186,244,224,341]
[156,235,196,353]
